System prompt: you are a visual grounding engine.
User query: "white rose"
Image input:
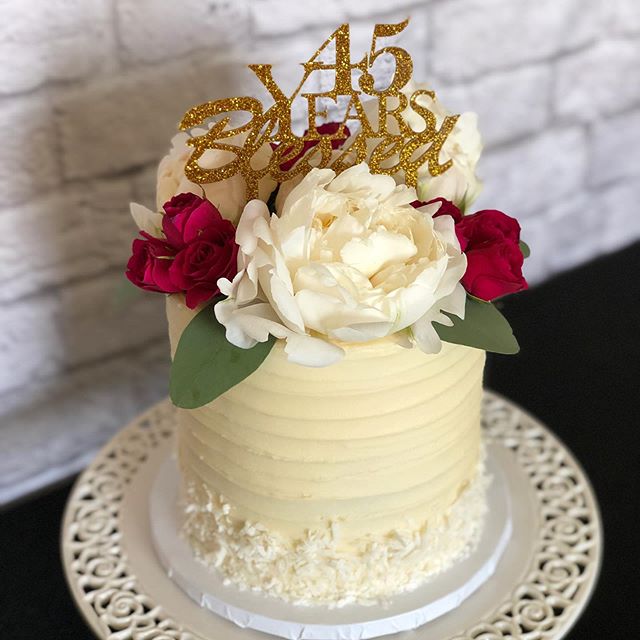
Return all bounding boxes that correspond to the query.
[215,163,467,367]
[361,82,483,211]
[415,111,483,211]
[156,132,277,225]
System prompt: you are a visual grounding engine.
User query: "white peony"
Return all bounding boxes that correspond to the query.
[361,82,483,211]
[215,163,467,367]
[156,132,276,225]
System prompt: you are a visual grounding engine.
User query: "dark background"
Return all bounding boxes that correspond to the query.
[1,242,638,639]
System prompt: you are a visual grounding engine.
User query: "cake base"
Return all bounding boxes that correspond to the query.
[61,393,602,640]
[179,452,490,608]
[150,451,511,639]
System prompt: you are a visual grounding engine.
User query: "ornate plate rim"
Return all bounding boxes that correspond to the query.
[61,391,602,640]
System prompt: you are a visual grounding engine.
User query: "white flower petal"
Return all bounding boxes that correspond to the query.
[130,203,164,237]
[281,168,335,220]
[330,321,394,343]
[418,161,482,210]
[389,329,413,349]
[411,313,444,354]
[432,213,459,247]
[236,200,270,254]
[384,184,419,207]
[217,270,243,298]
[284,334,345,367]
[359,82,483,210]
[442,283,467,320]
[156,133,276,224]
[267,270,306,333]
[412,201,441,217]
[236,262,259,303]
[340,229,417,279]
[215,300,288,348]
[295,288,390,336]
[214,299,257,349]
[392,282,437,330]
[216,164,468,367]
[433,253,467,299]
[327,163,397,200]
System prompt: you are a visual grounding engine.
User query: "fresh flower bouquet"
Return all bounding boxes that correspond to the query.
[126,21,529,409]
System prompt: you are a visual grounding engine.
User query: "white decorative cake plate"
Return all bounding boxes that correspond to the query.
[61,391,602,640]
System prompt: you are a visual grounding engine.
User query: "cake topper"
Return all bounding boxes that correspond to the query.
[178,19,459,200]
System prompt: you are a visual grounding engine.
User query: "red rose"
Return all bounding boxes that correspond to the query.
[169,228,239,309]
[164,195,239,308]
[457,210,528,301]
[126,233,180,293]
[126,194,239,308]
[411,198,528,301]
[162,193,222,248]
[275,122,350,172]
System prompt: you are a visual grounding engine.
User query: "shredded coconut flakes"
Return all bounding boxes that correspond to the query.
[181,455,489,607]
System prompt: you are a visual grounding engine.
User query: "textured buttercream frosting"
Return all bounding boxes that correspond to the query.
[166,295,487,604]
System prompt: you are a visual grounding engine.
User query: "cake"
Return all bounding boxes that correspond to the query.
[168,296,487,604]
[126,19,528,609]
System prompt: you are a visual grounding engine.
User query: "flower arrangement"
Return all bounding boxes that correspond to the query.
[126,20,529,408]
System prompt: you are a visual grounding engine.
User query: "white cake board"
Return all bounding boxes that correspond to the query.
[61,394,602,640]
[149,454,512,640]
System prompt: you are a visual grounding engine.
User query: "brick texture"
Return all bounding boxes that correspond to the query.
[431,0,605,81]
[555,40,640,122]
[116,0,252,64]
[57,62,210,179]
[589,109,640,186]
[0,341,168,505]
[0,97,61,205]
[1,0,639,504]
[0,0,115,94]
[475,127,588,216]
[0,177,136,302]
[607,0,640,36]
[437,65,552,147]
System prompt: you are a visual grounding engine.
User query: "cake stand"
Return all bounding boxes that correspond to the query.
[61,391,602,640]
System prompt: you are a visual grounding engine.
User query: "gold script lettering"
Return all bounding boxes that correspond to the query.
[179,19,458,201]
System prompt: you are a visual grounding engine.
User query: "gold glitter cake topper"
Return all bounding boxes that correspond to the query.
[179,19,459,200]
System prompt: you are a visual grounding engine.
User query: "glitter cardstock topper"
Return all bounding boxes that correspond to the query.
[179,19,459,201]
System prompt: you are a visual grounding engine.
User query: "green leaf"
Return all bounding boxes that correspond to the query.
[435,296,520,355]
[519,240,530,259]
[170,304,275,409]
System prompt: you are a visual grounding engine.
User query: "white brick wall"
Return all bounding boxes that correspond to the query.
[1,0,639,505]
[431,0,604,80]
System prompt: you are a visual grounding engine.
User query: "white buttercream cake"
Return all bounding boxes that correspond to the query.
[166,295,488,606]
[124,19,528,612]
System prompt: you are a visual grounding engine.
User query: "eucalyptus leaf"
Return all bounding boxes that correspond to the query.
[170,304,275,409]
[519,240,530,259]
[435,296,519,355]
